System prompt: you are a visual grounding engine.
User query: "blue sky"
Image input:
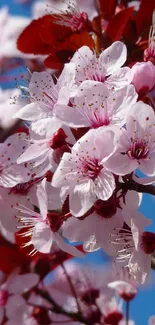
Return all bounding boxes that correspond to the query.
[1,0,155,323]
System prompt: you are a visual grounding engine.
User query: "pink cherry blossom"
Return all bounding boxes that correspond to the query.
[0,271,39,324]
[101,298,124,325]
[70,42,133,90]
[0,132,32,187]
[33,0,97,21]
[131,61,155,97]
[108,269,138,302]
[49,0,89,32]
[0,159,52,233]
[62,196,124,255]
[105,101,155,176]
[14,64,75,123]
[17,118,75,170]
[149,316,155,325]
[0,221,15,243]
[0,186,34,233]
[55,81,137,128]
[14,178,84,257]
[108,208,152,283]
[52,127,116,217]
[62,191,142,256]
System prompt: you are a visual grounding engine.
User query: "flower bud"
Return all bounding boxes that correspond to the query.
[131,61,155,97]
[144,44,155,65]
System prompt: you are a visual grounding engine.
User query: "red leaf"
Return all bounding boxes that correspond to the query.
[17,15,54,54]
[0,246,30,273]
[44,50,74,69]
[99,0,117,20]
[17,14,94,68]
[104,7,134,43]
[60,31,94,51]
[44,32,94,68]
[135,0,155,37]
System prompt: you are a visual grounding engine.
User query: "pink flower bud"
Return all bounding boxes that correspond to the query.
[144,43,155,65]
[0,290,8,307]
[131,61,155,97]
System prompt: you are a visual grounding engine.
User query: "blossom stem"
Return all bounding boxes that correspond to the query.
[61,263,82,314]
[126,301,129,325]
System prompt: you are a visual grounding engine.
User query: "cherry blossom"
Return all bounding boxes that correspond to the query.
[52,127,116,217]
[49,0,89,32]
[14,64,76,123]
[55,81,137,128]
[0,132,33,187]
[104,101,155,176]
[62,191,142,256]
[149,316,155,325]
[17,118,75,170]
[108,269,138,302]
[14,178,84,257]
[70,41,133,90]
[6,296,37,325]
[107,208,152,284]
[0,271,39,324]
[101,298,124,325]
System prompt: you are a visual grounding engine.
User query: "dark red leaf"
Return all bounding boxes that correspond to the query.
[0,246,30,273]
[99,0,117,20]
[135,0,155,38]
[17,15,54,54]
[58,31,94,51]
[44,32,94,68]
[104,7,134,44]
[44,52,73,69]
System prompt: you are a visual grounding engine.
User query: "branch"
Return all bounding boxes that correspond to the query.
[118,179,155,196]
[37,289,93,325]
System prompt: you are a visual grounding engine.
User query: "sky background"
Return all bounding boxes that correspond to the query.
[0,0,155,323]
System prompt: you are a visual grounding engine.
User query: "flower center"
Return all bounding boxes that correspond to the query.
[81,159,102,180]
[0,290,8,307]
[127,140,149,160]
[80,288,99,305]
[141,231,155,254]
[70,12,88,32]
[94,197,119,219]
[9,177,43,196]
[46,212,63,232]
[49,128,67,150]
[91,74,105,83]
[103,311,123,325]
[33,306,51,325]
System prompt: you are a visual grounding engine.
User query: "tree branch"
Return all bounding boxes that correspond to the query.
[37,289,93,325]
[118,179,155,196]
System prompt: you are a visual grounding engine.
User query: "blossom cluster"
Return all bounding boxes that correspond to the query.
[0,0,155,323]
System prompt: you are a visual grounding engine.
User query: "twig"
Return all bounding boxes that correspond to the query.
[61,263,82,314]
[126,301,129,325]
[118,179,155,196]
[37,289,93,325]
